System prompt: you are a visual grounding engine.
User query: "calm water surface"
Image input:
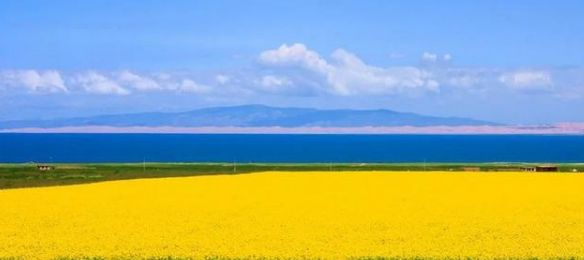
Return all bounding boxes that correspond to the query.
[0,134,583,163]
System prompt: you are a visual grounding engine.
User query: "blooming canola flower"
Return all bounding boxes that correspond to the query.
[0,171,583,259]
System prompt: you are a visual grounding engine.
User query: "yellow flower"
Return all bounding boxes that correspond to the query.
[0,171,583,259]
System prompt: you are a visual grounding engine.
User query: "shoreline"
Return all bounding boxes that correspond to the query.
[2,162,583,190]
[2,124,584,135]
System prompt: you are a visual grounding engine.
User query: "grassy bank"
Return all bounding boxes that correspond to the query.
[1,162,583,189]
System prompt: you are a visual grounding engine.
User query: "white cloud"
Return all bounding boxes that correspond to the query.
[329,49,439,94]
[0,70,68,93]
[215,74,231,85]
[258,75,292,91]
[75,71,130,95]
[421,52,439,63]
[259,75,292,88]
[259,43,439,96]
[421,52,452,63]
[443,54,452,62]
[499,70,553,90]
[259,43,331,74]
[1,48,582,102]
[437,68,495,89]
[153,72,172,81]
[178,79,211,93]
[117,71,161,91]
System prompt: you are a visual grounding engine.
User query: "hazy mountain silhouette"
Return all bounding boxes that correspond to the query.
[0,104,497,129]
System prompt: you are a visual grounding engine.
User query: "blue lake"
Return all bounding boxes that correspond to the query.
[0,133,583,163]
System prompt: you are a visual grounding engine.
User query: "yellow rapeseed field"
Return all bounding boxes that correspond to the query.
[1,171,584,259]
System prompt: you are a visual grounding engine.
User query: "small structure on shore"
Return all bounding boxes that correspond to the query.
[462,167,480,172]
[521,165,558,172]
[37,164,54,171]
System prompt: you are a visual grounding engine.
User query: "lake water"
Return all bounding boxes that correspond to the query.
[1,133,583,163]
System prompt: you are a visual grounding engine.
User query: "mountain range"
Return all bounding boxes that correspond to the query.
[0,105,497,129]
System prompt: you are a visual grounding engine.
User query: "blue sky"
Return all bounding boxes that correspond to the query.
[1,0,583,124]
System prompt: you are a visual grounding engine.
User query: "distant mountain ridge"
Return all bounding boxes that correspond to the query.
[0,104,497,129]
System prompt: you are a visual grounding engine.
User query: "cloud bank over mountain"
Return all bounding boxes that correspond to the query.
[1,43,582,99]
[1,43,584,124]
